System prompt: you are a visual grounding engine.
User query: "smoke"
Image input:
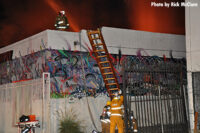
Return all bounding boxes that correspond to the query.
[127,0,185,34]
[0,0,54,47]
[0,0,185,48]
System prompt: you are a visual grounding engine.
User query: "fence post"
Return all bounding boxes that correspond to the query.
[43,72,50,133]
[187,72,195,132]
[122,58,129,132]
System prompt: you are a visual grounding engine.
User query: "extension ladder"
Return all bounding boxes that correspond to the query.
[87,29,120,98]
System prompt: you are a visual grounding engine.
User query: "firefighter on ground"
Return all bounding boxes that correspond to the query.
[100,101,111,133]
[54,11,69,30]
[130,112,138,133]
[110,90,124,133]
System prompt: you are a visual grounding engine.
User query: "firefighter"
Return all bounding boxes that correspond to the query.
[54,11,69,30]
[100,101,111,133]
[130,114,138,132]
[110,90,124,133]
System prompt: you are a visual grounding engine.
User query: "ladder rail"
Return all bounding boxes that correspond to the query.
[87,28,120,98]
[97,29,120,90]
[87,31,111,96]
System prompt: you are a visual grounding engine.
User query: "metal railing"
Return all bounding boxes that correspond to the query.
[123,56,188,133]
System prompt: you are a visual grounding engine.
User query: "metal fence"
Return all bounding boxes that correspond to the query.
[0,73,50,133]
[122,56,188,133]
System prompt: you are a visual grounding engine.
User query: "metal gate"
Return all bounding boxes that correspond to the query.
[122,56,188,133]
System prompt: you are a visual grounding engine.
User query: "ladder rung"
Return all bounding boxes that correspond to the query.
[101,67,111,69]
[105,78,115,80]
[95,49,105,52]
[97,55,107,58]
[107,83,117,86]
[93,43,103,46]
[92,37,100,40]
[89,31,100,34]
[103,72,113,75]
[99,61,109,64]
[109,88,119,91]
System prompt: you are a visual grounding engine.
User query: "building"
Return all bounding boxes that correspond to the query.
[0,27,186,132]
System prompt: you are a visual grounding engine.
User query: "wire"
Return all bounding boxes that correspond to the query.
[79,31,98,131]
[107,46,186,53]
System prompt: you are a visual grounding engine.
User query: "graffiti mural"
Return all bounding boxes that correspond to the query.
[0,50,46,84]
[0,47,186,99]
[0,49,123,98]
[47,50,106,98]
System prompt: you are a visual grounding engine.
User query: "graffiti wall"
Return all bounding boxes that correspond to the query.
[0,48,186,99]
[45,49,125,99]
[0,50,46,84]
[48,50,105,98]
[0,49,124,98]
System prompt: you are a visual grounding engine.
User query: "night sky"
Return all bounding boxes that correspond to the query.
[0,0,185,48]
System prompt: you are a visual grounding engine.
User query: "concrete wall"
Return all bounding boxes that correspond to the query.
[101,27,185,58]
[50,96,109,133]
[47,27,186,58]
[185,0,200,131]
[186,0,200,72]
[47,30,80,51]
[0,31,48,58]
[0,27,186,59]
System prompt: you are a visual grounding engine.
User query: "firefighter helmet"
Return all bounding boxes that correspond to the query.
[60,10,65,15]
[106,101,111,106]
